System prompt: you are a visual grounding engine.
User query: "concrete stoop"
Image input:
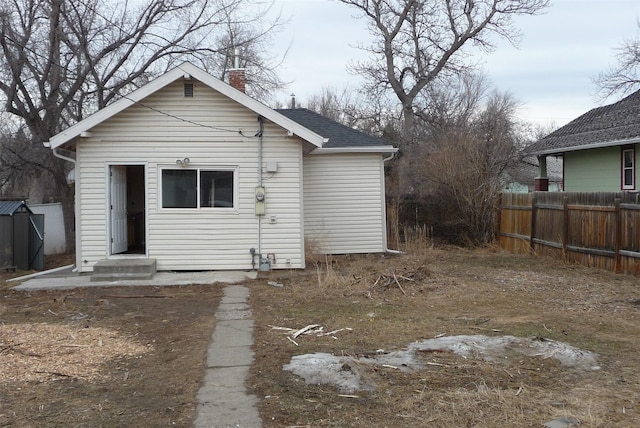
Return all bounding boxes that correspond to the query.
[90,258,157,282]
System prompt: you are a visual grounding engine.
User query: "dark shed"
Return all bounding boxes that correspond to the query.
[0,200,44,271]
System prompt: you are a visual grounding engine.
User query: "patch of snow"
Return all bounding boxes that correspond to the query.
[410,335,600,371]
[283,353,376,393]
[283,335,600,392]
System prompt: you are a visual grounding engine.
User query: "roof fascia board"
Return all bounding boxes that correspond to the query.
[310,146,398,154]
[48,62,327,149]
[536,136,640,155]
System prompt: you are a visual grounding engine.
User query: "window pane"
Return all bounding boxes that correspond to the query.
[200,171,234,207]
[162,170,197,208]
[624,168,634,187]
[624,150,634,168]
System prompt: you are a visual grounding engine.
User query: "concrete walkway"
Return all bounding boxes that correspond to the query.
[12,271,257,291]
[194,285,262,428]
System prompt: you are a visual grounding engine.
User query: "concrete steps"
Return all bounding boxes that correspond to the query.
[91,258,157,282]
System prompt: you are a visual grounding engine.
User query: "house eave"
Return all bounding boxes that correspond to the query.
[309,146,398,154]
[534,136,640,156]
[47,62,327,149]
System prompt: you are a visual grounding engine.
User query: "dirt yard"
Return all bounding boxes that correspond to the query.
[248,248,640,427]
[1,248,639,427]
[0,256,222,427]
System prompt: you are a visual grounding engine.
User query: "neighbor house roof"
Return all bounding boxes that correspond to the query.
[276,108,396,153]
[507,156,562,186]
[47,62,328,150]
[528,89,640,155]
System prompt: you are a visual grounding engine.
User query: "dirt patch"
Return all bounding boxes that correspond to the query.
[0,323,149,382]
[249,248,640,427]
[0,278,222,427]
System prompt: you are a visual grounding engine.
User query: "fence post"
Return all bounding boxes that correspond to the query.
[494,194,502,245]
[614,198,622,274]
[530,194,537,254]
[562,197,569,263]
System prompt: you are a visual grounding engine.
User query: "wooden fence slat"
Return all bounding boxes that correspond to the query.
[615,198,622,273]
[567,204,616,212]
[497,192,640,276]
[562,197,569,263]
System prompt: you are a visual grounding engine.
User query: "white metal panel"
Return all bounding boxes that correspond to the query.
[303,153,387,254]
[27,203,66,254]
[75,80,305,272]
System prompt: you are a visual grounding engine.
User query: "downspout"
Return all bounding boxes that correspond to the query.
[249,117,266,270]
[383,151,404,254]
[47,144,80,272]
[257,116,264,263]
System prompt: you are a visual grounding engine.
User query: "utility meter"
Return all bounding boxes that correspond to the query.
[255,186,266,215]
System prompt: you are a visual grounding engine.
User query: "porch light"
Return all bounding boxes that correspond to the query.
[176,158,190,167]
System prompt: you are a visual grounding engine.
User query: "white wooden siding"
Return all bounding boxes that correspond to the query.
[303,153,387,254]
[76,80,303,271]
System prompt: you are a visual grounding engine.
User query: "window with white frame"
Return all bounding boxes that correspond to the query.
[622,147,635,190]
[161,168,235,208]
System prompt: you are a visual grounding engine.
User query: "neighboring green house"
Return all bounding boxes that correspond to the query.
[528,90,640,192]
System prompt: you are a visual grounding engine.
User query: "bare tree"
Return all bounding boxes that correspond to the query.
[338,0,549,138]
[0,0,285,249]
[424,89,523,243]
[199,1,287,102]
[596,21,640,98]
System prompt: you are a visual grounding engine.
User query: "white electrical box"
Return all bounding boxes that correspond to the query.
[266,161,278,173]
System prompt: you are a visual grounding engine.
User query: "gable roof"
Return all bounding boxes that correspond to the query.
[275,108,396,153]
[0,200,32,216]
[528,89,640,155]
[47,62,328,149]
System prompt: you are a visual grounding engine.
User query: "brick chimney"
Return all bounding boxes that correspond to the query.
[229,69,246,93]
[228,47,245,93]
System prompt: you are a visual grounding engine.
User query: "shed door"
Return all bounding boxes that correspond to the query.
[110,165,128,254]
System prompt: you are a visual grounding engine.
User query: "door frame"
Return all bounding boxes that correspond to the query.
[106,162,148,258]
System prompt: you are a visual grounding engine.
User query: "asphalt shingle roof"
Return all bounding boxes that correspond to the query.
[275,108,392,149]
[528,89,640,155]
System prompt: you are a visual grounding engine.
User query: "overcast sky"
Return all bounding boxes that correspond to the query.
[267,0,640,128]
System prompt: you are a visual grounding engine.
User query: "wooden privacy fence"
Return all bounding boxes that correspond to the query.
[497,192,640,276]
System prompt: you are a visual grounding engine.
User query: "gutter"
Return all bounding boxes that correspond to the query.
[310,146,398,154]
[533,136,640,156]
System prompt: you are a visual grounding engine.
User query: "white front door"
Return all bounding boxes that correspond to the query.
[110,165,128,254]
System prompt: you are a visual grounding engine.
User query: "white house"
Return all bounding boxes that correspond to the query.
[46,62,397,273]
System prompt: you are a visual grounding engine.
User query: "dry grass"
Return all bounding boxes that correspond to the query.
[249,244,640,427]
[2,248,639,426]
